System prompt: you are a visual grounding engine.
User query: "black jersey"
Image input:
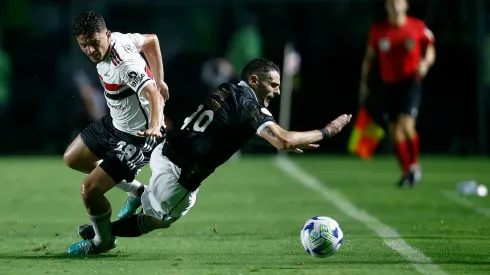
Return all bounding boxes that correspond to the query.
[162,81,276,191]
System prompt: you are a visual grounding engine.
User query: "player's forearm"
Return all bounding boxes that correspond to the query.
[360,58,373,86]
[145,89,164,129]
[279,130,324,150]
[421,45,436,68]
[248,136,274,147]
[142,35,164,82]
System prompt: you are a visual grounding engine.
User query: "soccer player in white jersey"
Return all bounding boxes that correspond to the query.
[65,11,167,255]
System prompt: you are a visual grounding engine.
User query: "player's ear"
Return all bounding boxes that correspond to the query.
[248,74,259,89]
[106,30,111,39]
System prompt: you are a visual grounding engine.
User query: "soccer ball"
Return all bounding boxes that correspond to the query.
[300,216,343,258]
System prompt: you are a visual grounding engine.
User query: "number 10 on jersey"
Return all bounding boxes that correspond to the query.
[181,104,214,132]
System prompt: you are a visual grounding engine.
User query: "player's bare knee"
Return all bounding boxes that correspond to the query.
[63,150,77,169]
[63,151,95,173]
[81,179,104,202]
[400,116,416,136]
[392,124,406,142]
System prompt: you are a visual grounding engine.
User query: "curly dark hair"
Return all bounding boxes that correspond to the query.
[73,11,107,36]
[240,58,280,81]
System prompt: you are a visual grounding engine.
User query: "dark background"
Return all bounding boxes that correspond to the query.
[0,0,488,156]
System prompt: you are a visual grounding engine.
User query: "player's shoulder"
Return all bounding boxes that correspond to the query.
[406,16,426,28]
[225,81,258,103]
[111,32,142,61]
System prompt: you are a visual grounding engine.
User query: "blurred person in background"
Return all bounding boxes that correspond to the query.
[73,69,108,122]
[0,29,12,122]
[359,0,435,187]
[69,70,109,140]
[225,9,263,75]
[65,12,167,255]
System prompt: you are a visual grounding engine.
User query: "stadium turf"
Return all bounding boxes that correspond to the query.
[0,155,488,274]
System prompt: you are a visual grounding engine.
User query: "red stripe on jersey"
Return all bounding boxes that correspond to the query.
[98,75,126,91]
[145,66,153,78]
[104,82,126,91]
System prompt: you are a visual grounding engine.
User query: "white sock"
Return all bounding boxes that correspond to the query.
[115,179,143,197]
[90,208,112,247]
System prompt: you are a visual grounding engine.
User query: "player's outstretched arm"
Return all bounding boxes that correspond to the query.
[258,114,352,153]
[137,83,164,137]
[141,34,169,100]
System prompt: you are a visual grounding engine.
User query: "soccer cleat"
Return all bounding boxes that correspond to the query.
[78,224,96,240]
[117,196,142,219]
[410,164,422,185]
[67,237,118,256]
[397,173,413,188]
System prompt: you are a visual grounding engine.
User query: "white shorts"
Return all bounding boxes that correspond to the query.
[140,143,199,226]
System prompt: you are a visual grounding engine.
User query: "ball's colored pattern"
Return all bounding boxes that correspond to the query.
[300,216,343,258]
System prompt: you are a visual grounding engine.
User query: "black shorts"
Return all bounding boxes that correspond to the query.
[80,115,164,183]
[376,78,422,122]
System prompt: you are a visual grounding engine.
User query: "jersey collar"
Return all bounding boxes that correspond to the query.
[238,80,259,102]
[102,40,115,64]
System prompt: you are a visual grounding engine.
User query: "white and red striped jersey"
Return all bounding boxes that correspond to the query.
[96,32,159,136]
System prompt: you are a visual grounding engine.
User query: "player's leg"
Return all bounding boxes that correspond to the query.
[64,133,144,196]
[63,134,100,174]
[68,142,147,255]
[67,166,117,255]
[67,116,145,200]
[384,87,412,187]
[389,118,411,185]
[79,145,198,239]
[398,82,422,184]
[117,136,164,219]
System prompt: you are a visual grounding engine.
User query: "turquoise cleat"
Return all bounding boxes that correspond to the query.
[67,237,118,256]
[117,196,142,219]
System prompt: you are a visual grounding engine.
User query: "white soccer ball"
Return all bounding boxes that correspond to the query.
[300,216,343,258]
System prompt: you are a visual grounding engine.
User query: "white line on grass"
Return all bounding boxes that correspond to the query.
[276,156,447,275]
[443,190,490,218]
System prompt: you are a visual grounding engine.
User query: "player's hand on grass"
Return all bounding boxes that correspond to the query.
[157,81,169,101]
[136,126,163,138]
[325,114,352,137]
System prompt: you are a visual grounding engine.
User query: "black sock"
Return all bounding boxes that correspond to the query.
[111,213,153,237]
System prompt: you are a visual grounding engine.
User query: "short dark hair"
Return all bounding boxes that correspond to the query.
[73,11,107,36]
[240,58,280,81]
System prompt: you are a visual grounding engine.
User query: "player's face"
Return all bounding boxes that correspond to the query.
[385,0,408,16]
[76,30,111,63]
[250,70,281,108]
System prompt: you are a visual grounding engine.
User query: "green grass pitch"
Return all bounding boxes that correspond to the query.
[0,155,489,274]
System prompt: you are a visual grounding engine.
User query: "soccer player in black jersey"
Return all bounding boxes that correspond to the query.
[77,58,351,251]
